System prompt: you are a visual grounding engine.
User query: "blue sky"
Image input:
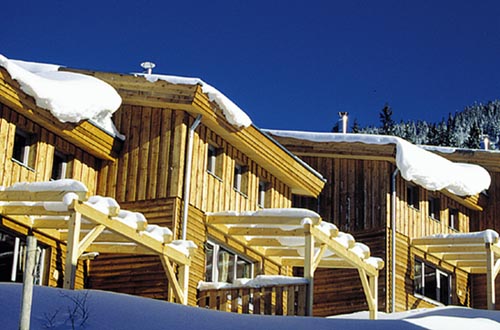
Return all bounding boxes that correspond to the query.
[2,1,500,131]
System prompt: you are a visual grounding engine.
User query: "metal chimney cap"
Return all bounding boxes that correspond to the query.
[140,61,156,70]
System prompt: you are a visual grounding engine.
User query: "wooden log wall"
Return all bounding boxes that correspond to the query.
[293,157,392,233]
[97,107,292,211]
[394,176,475,239]
[186,115,292,212]
[0,103,100,190]
[97,105,183,201]
[0,102,100,290]
[93,106,294,305]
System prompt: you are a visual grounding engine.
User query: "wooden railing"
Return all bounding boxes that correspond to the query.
[198,283,308,316]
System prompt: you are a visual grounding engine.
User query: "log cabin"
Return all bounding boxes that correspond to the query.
[0,56,386,318]
[266,129,495,316]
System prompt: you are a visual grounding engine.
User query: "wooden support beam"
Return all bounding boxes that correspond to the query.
[77,225,106,256]
[178,265,190,305]
[312,244,328,273]
[227,227,304,237]
[63,211,81,289]
[87,243,157,255]
[486,243,496,310]
[303,224,314,316]
[357,268,378,320]
[427,245,485,254]
[207,215,321,226]
[0,190,87,202]
[309,225,379,276]
[160,255,186,305]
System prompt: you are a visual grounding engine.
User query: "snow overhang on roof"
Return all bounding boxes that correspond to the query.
[265,130,491,197]
[137,73,252,129]
[0,54,123,138]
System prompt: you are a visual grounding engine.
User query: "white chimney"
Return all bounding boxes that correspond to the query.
[140,61,156,75]
[483,135,490,150]
[338,112,348,134]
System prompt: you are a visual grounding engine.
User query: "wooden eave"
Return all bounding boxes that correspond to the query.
[272,134,487,211]
[0,68,122,161]
[270,135,397,162]
[77,70,325,197]
[431,148,500,173]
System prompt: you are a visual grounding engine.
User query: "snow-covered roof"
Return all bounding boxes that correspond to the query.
[138,73,252,128]
[0,54,123,137]
[265,130,491,197]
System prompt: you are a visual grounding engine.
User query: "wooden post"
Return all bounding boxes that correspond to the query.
[178,264,190,305]
[304,224,314,316]
[486,243,495,310]
[369,275,378,320]
[64,211,82,289]
[19,235,37,330]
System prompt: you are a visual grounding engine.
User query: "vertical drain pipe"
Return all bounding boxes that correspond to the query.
[391,168,399,313]
[181,115,202,240]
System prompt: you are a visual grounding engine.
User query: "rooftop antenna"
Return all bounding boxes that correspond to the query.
[140,61,156,75]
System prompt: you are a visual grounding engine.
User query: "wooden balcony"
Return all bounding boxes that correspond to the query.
[198,277,309,316]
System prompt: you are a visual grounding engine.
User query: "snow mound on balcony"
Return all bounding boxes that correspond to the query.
[0,54,122,136]
[265,130,491,196]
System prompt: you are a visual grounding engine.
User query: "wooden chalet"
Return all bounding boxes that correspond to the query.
[268,130,491,316]
[0,57,386,319]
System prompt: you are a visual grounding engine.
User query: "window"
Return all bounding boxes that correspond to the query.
[233,163,248,195]
[0,230,48,285]
[205,241,253,283]
[407,184,419,210]
[207,144,222,178]
[51,151,68,180]
[449,208,459,230]
[12,128,36,168]
[258,180,269,208]
[429,197,441,221]
[414,259,451,305]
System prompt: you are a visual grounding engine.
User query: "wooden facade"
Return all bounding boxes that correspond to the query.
[271,134,482,316]
[71,71,326,307]
[0,67,115,291]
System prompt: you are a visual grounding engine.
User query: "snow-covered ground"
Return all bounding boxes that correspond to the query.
[2,283,500,329]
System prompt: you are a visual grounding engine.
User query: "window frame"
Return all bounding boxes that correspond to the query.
[448,208,459,231]
[51,151,69,181]
[205,240,254,284]
[233,163,248,196]
[12,128,37,169]
[0,230,48,285]
[207,144,223,179]
[407,184,420,210]
[414,259,451,305]
[428,196,441,221]
[258,180,269,208]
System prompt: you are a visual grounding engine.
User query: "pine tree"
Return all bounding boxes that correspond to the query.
[351,119,360,133]
[465,121,481,149]
[379,103,395,135]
